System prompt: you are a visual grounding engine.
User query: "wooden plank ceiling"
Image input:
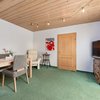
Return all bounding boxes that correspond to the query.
[0,0,100,31]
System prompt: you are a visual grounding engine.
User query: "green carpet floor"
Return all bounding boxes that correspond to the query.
[0,67,100,100]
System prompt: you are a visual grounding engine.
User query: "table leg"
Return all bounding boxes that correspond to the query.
[29,59,32,78]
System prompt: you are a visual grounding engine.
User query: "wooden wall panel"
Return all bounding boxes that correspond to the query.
[0,0,100,31]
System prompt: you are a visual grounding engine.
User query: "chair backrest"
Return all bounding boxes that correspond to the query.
[27,49,38,61]
[13,55,27,71]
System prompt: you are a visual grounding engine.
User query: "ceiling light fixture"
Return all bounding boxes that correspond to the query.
[31,23,34,26]
[31,0,93,29]
[36,24,39,28]
[81,7,85,13]
[62,18,66,22]
[47,21,50,26]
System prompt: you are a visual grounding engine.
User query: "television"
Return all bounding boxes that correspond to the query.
[92,40,100,57]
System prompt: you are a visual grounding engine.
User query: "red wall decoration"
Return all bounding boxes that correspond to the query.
[45,38,55,51]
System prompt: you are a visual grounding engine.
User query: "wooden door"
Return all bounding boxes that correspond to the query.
[58,33,76,71]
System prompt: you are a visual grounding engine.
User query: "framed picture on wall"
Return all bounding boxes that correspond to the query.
[45,38,55,51]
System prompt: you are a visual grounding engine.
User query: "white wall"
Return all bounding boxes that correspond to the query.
[0,19,33,55]
[34,21,100,72]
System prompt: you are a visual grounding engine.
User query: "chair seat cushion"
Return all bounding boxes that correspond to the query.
[3,68,26,77]
[32,60,38,65]
[3,69,13,77]
[0,66,12,72]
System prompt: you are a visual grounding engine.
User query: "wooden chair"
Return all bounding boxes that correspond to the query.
[2,55,29,92]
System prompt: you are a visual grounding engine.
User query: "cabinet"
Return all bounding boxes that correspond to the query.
[93,57,100,84]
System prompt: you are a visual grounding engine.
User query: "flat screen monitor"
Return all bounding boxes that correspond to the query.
[92,40,100,57]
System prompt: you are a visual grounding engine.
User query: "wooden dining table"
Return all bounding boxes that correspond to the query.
[0,58,32,78]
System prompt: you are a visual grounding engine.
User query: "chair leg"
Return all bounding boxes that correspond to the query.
[37,64,40,69]
[13,77,17,93]
[2,74,5,87]
[26,70,29,84]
